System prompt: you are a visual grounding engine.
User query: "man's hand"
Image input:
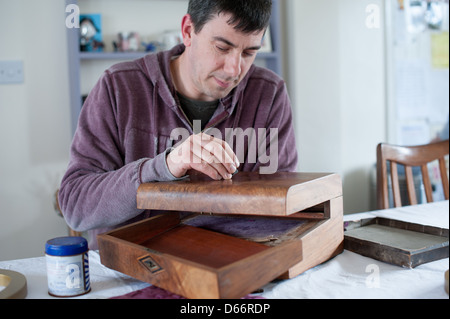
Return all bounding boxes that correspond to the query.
[167,133,240,180]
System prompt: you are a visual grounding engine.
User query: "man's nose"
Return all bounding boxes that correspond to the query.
[223,53,241,79]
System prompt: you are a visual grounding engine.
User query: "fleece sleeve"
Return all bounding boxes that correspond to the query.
[268,81,298,173]
[255,80,298,174]
[58,72,177,233]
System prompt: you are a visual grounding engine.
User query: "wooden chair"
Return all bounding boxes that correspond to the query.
[376,140,449,209]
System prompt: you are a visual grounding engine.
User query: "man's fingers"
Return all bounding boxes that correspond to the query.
[167,133,240,180]
[190,153,233,180]
[198,133,239,166]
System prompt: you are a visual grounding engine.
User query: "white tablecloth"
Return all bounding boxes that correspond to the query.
[262,200,449,299]
[1,201,448,299]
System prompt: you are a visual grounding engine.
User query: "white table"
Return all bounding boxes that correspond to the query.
[1,201,448,299]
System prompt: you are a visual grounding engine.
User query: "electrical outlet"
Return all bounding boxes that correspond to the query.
[0,60,24,84]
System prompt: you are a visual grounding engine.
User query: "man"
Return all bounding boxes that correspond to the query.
[59,0,298,249]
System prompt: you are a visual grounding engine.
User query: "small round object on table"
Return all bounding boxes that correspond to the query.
[0,269,27,299]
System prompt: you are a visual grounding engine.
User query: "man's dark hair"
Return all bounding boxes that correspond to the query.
[188,0,272,34]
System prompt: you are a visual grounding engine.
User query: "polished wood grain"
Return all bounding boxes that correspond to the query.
[376,140,449,209]
[141,224,270,269]
[137,172,342,217]
[98,213,304,299]
[280,196,344,278]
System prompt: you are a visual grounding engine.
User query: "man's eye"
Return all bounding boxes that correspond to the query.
[216,46,228,52]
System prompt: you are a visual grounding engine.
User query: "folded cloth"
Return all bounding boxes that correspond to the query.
[110,285,264,299]
[184,215,305,243]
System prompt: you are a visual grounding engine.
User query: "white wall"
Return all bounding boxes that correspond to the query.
[0,0,72,261]
[285,0,387,213]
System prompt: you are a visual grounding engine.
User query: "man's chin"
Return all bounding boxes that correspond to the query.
[210,85,236,100]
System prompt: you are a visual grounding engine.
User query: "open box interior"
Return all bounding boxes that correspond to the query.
[103,211,322,271]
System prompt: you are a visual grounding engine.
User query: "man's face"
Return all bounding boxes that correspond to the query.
[183,13,265,101]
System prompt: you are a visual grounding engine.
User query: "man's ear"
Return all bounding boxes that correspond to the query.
[181,14,194,47]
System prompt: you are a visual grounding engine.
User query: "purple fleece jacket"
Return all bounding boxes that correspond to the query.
[59,44,298,249]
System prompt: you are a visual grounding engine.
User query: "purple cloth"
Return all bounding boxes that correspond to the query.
[110,285,264,299]
[184,215,305,242]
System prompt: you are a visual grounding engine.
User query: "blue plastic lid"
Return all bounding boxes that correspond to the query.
[45,237,88,256]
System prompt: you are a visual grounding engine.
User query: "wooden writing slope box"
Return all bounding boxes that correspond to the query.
[98,172,344,299]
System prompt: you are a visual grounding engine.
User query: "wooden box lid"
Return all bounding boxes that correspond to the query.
[137,172,342,217]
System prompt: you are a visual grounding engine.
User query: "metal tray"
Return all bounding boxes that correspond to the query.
[344,217,449,268]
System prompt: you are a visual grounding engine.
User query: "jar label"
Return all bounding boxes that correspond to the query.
[46,253,90,297]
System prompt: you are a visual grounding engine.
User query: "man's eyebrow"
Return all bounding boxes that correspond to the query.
[213,36,261,51]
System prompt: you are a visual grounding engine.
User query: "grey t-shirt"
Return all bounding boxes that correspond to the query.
[177,92,219,130]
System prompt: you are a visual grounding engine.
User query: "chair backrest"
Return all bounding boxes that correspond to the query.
[376,140,449,209]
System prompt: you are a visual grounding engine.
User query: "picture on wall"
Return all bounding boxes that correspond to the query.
[79,14,104,52]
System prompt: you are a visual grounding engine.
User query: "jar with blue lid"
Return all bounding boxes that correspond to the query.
[45,237,90,297]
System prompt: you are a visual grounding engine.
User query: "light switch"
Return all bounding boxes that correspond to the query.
[0,60,24,84]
